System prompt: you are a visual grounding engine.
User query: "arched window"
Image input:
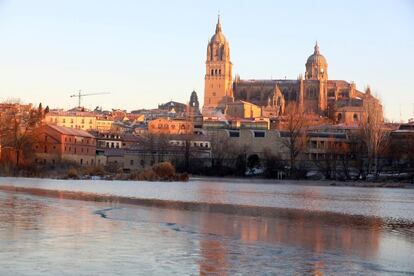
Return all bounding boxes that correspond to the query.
[353,113,358,122]
[215,69,218,75]
[219,69,221,75]
[337,113,342,122]
[211,69,214,75]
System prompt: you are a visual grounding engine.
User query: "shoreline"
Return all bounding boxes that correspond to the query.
[0,185,413,231]
[0,174,412,189]
[190,176,413,189]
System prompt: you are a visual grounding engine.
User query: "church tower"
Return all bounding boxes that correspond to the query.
[203,16,233,112]
[304,42,329,113]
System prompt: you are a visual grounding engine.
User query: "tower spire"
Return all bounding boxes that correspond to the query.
[314,41,320,54]
[215,13,222,34]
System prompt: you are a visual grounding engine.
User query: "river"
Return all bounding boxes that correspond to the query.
[0,177,413,275]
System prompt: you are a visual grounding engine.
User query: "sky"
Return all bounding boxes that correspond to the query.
[0,0,413,121]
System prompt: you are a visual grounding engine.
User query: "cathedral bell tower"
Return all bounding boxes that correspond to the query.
[203,15,233,112]
[305,42,329,112]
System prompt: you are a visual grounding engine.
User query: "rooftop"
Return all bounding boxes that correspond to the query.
[46,124,96,138]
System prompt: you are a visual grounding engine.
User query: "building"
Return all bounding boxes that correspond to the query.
[389,122,414,167]
[158,101,187,114]
[225,101,262,119]
[188,90,203,128]
[203,16,382,124]
[205,128,288,160]
[45,110,98,130]
[148,118,194,135]
[203,16,233,110]
[93,131,140,149]
[33,124,97,166]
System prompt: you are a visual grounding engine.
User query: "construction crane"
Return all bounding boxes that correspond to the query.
[70,90,110,108]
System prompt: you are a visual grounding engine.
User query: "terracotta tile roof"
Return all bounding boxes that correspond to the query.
[46,124,95,138]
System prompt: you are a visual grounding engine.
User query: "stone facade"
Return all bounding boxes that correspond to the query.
[203,16,233,111]
[148,118,194,135]
[33,124,97,166]
[202,17,382,124]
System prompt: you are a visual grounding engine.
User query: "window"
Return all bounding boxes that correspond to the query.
[130,159,134,166]
[340,90,349,98]
[229,131,240,138]
[219,69,221,75]
[353,113,358,122]
[211,69,214,75]
[254,131,265,138]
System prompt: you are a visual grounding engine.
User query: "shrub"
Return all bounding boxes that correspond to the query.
[67,168,79,179]
[83,165,105,176]
[152,162,176,180]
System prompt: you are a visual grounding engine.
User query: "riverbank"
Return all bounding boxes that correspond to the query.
[1,170,411,188]
[191,176,413,188]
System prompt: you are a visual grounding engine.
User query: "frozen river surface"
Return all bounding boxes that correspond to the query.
[1,177,414,221]
[0,177,413,275]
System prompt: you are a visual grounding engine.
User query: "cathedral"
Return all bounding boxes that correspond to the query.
[203,16,382,124]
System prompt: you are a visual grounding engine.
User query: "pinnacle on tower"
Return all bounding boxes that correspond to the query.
[215,14,222,33]
[314,41,320,54]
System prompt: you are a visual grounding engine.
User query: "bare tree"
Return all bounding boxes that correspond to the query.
[281,102,308,176]
[209,130,237,168]
[0,101,44,167]
[312,137,350,180]
[360,97,388,177]
[141,133,170,164]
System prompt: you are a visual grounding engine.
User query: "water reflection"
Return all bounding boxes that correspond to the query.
[194,210,383,275]
[1,191,413,275]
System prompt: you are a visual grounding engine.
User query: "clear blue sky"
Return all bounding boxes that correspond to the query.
[0,0,413,121]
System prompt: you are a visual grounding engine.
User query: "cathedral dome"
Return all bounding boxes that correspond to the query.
[305,42,328,81]
[306,42,327,66]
